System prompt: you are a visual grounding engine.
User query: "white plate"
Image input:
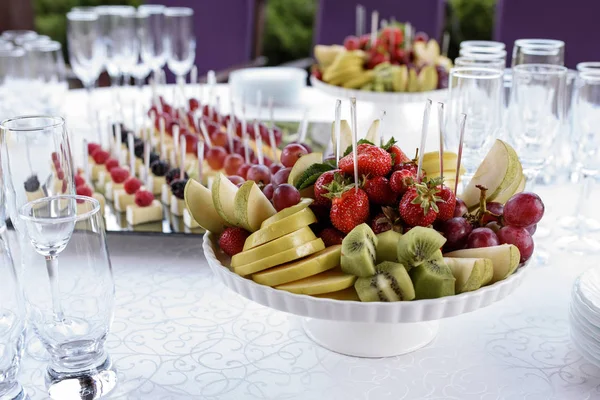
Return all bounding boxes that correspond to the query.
[310,75,448,105]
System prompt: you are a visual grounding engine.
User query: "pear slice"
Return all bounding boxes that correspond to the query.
[314,287,360,301]
[391,65,408,92]
[365,119,380,143]
[243,207,317,250]
[417,65,438,91]
[460,140,522,209]
[234,181,276,232]
[287,152,323,187]
[407,68,419,92]
[211,172,240,226]
[253,245,341,287]
[444,257,493,293]
[275,269,356,295]
[515,175,526,193]
[231,226,316,268]
[233,238,325,277]
[261,198,313,228]
[444,244,520,284]
[184,179,228,234]
[331,120,352,159]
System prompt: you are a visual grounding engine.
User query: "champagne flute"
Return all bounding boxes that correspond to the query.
[165,7,196,86]
[139,4,167,77]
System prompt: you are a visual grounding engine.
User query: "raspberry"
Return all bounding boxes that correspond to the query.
[87,143,101,156]
[76,184,93,197]
[110,167,129,184]
[134,190,154,207]
[74,174,85,187]
[93,150,110,165]
[124,177,142,195]
[105,158,119,171]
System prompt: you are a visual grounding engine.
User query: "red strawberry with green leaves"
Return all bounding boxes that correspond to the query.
[363,176,397,205]
[389,169,415,194]
[434,184,457,222]
[218,227,251,257]
[398,182,441,227]
[313,169,340,206]
[325,179,370,234]
[381,138,412,166]
[338,143,392,177]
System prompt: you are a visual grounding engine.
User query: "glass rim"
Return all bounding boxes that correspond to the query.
[460,40,505,49]
[19,195,100,224]
[1,30,37,39]
[138,4,166,13]
[95,5,136,15]
[164,7,194,17]
[577,62,600,72]
[450,66,504,80]
[514,38,565,49]
[579,71,600,83]
[454,56,505,68]
[0,115,65,132]
[23,40,61,52]
[0,47,25,57]
[512,63,568,75]
[67,10,99,21]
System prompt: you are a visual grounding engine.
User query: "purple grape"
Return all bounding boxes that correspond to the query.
[467,227,500,249]
[497,226,534,263]
[454,198,468,217]
[442,217,473,251]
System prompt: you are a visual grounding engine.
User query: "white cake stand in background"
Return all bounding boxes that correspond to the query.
[203,233,529,358]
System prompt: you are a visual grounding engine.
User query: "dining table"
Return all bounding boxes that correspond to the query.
[9,85,600,399]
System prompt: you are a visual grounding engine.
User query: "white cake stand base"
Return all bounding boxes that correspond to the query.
[302,318,439,358]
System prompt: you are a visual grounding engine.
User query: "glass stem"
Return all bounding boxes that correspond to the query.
[85,84,93,122]
[45,255,64,322]
[577,173,593,238]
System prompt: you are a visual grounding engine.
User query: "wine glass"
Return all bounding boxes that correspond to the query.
[18,195,117,399]
[139,4,167,76]
[24,40,68,114]
[445,67,504,185]
[165,7,196,85]
[131,10,151,88]
[67,9,106,120]
[512,39,565,67]
[0,116,75,236]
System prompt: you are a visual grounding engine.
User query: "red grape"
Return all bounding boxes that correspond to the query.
[211,131,229,148]
[263,183,274,200]
[467,227,500,248]
[442,217,472,251]
[269,163,284,174]
[497,226,534,263]
[223,154,245,176]
[504,192,544,227]
[272,167,292,189]
[454,198,468,217]
[280,143,308,168]
[273,184,301,211]
[206,146,227,170]
[246,165,271,185]
[525,224,537,235]
[228,175,245,185]
[182,134,198,154]
[482,202,504,224]
[237,164,251,179]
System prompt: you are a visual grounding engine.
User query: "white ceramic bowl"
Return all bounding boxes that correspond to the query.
[229,67,307,107]
[203,232,529,357]
[310,75,447,104]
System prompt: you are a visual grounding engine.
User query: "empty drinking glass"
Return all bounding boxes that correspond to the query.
[24,40,68,114]
[0,116,75,235]
[445,67,504,183]
[454,56,506,70]
[18,195,116,399]
[512,39,565,67]
[165,7,196,84]
[459,47,507,63]
[460,40,505,50]
[139,4,167,76]
[130,10,151,87]
[577,62,600,73]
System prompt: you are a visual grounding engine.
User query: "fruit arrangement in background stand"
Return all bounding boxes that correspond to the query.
[186,116,544,303]
[313,23,452,92]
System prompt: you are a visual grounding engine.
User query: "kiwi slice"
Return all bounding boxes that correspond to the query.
[409,251,456,299]
[376,230,402,264]
[397,227,446,270]
[355,261,415,302]
[341,223,378,277]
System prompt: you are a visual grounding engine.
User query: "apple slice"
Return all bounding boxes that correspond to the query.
[365,119,379,143]
[287,152,323,187]
[460,140,522,209]
[275,269,356,295]
[243,207,317,250]
[211,172,240,226]
[444,257,493,293]
[184,179,228,234]
[331,120,352,160]
[261,198,313,228]
[314,287,360,301]
[234,181,277,232]
[444,244,520,284]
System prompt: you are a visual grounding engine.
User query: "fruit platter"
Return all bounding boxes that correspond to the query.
[311,21,452,104]
[187,101,544,357]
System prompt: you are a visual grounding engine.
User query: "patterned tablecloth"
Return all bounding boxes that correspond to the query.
[12,182,600,400]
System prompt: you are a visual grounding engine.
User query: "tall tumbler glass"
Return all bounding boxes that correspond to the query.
[0,181,27,400]
[165,7,196,85]
[512,39,565,67]
[0,116,75,236]
[460,40,505,51]
[18,195,116,399]
[577,62,600,73]
[445,67,504,185]
[139,4,167,76]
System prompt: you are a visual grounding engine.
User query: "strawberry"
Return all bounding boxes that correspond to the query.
[326,184,370,234]
[189,98,200,111]
[338,144,392,178]
[435,185,457,222]
[313,170,339,206]
[390,169,415,194]
[124,177,142,195]
[105,157,119,171]
[398,183,440,227]
[388,146,411,166]
[74,174,85,187]
[56,168,65,180]
[343,35,360,51]
[87,143,101,156]
[76,184,93,198]
[319,227,345,247]
[218,227,251,256]
[110,167,129,184]
[93,150,110,165]
[134,190,154,207]
[363,176,396,205]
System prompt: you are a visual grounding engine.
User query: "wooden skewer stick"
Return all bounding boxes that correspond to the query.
[334,99,342,166]
[197,141,204,184]
[378,110,386,146]
[143,141,150,185]
[159,117,166,159]
[350,97,359,193]
[179,138,186,180]
[267,97,277,161]
[370,10,379,48]
[128,133,135,175]
[83,139,90,185]
[254,119,264,165]
[437,102,445,188]
[455,113,467,194]
[416,99,433,183]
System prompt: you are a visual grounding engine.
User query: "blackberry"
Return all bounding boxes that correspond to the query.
[151,160,170,176]
[121,130,132,144]
[134,138,144,158]
[24,175,40,192]
[165,168,188,186]
[149,152,160,165]
[170,178,188,200]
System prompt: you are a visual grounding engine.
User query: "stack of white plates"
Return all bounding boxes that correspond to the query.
[570,267,600,365]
